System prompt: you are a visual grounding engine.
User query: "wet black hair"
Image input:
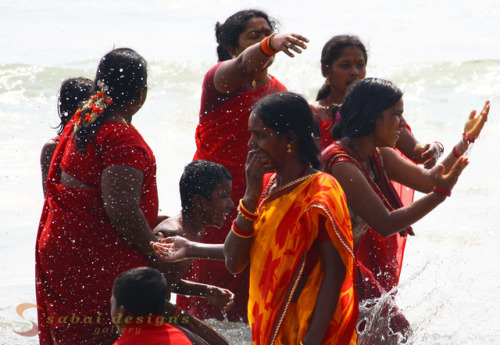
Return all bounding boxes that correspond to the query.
[215,9,277,62]
[316,35,368,101]
[252,92,320,169]
[332,78,403,140]
[113,267,166,317]
[72,48,148,152]
[180,160,232,211]
[57,77,93,135]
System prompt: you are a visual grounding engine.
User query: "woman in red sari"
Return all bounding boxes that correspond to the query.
[312,34,444,164]
[321,77,489,344]
[312,35,445,317]
[36,48,165,345]
[181,9,309,322]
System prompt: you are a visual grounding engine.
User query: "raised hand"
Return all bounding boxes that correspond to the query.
[269,33,309,57]
[244,149,272,200]
[464,100,490,142]
[435,157,469,192]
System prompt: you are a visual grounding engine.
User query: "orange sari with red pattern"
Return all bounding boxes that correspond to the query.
[248,172,357,345]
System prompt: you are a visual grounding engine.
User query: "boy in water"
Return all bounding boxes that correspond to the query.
[153,160,234,313]
[111,267,193,344]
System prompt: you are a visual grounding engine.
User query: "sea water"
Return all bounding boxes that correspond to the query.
[0,1,499,344]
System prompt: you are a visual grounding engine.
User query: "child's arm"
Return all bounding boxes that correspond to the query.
[152,236,225,261]
[174,280,234,312]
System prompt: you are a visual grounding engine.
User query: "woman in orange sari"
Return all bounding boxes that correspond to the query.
[152,92,357,344]
[321,78,489,344]
[181,9,309,322]
[224,92,357,345]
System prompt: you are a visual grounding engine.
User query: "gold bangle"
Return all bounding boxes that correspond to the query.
[237,207,255,222]
[238,199,258,219]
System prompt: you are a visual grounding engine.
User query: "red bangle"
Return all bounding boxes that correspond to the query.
[231,220,255,238]
[260,34,278,56]
[238,199,258,221]
[462,132,475,144]
[452,145,461,158]
[433,187,451,197]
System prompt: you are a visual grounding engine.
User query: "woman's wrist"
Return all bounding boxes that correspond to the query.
[453,136,469,158]
[241,193,259,212]
[184,240,196,258]
[432,186,451,197]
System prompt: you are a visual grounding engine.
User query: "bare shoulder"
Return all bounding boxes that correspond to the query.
[154,214,183,236]
[41,139,57,158]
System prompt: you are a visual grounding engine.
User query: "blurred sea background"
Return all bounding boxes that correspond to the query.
[0,1,499,344]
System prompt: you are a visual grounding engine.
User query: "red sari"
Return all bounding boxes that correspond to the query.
[321,143,413,300]
[178,63,287,322]
[36,119,158,345]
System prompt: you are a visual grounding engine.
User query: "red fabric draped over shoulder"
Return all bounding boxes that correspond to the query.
[321,142,412,300]
[36,118,158,345]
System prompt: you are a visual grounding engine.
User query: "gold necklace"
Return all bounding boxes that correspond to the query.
[115,113,130,127]
[258,173,318,211]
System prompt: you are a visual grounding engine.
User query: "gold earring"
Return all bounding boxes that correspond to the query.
[325,78,330,85]
[286,143,292,153]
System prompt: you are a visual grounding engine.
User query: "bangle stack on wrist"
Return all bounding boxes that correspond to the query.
[238,198,258,222]
[231,220,255,239]
[260,34,278,56]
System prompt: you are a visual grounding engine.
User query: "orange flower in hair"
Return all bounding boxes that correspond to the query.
[72,82,114,134]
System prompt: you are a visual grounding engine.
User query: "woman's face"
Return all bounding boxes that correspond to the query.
[229,16,273,58]
[374,98,407,147]
[247,111,288,170]
[325,45,367,100]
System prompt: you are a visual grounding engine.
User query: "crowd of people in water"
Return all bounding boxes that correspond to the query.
[36,8,490,345]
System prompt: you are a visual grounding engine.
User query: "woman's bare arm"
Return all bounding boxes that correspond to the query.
[214,33,308,93]
[329,158,468,237]
[301,218,345,345]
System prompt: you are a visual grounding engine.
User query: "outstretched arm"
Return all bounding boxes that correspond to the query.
[152,236,225,262]
[214,33,308,93]
[396,126,444,168]
[329,156,468,237]
[174,280,234,312]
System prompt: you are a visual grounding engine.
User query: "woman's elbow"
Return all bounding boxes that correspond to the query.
[225,257,247,274]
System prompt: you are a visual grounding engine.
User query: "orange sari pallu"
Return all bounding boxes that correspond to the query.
[248,172,357,345]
